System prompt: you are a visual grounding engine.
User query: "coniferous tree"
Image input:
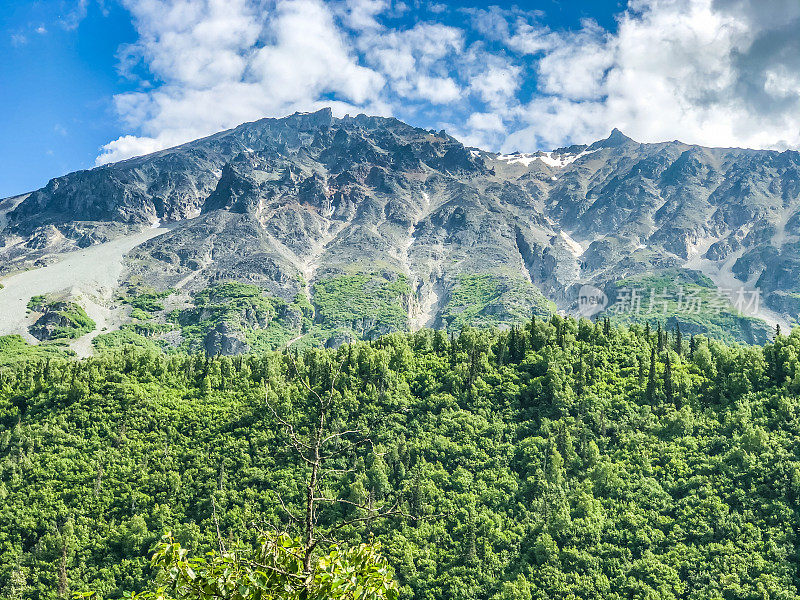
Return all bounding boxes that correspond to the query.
[555,318,564,348]
[576,351,586,396]
[3,316,800,600]
[464,507,477,567]
[646,346,657,404]
[513,326,525,362]
[637,354,645,387]
[593,320,602,341]
[664,352,674,403]
[504,328,514,365]
[675,323,682,355]
[433,330,446,354]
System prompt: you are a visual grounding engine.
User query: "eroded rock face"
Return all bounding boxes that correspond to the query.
[29,309,74,341]
[4,108,800,346]
[28,300,95,342]
[204,322,249,356]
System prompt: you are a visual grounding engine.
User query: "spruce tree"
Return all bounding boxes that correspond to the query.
[646,346,657,404]
[509,327,519,363]
[530,314,543,351]
[664,352,674,403]
[637,354,645,386]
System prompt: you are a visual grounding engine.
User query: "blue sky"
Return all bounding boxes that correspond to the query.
[1,0,798,199]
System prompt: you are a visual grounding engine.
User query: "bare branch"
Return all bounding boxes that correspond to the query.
[320,429,363,446]
[274,491,301,524]
[211,496,225,555]
[264,386,312,452]
[326,506,406,533]
[268,343,410,585]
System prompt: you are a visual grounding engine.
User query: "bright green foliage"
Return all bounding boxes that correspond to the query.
[129,309,153,321]
[92,329,164,352]
[2,321,800,599]
[27,296,96,340]
[193,283,265,308]
[51,305,95,339]
[605,269,772,344]
[0,334,74,365]
[26,295,47,311]
[79,533,397,600]
[169,283,302,352]
[121,289,176,314]
[440,274,552,331]
[311,272,411,337]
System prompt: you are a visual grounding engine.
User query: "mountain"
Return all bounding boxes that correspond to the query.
[1,108,799,354]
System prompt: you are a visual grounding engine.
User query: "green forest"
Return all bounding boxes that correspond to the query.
[2,316,800,599]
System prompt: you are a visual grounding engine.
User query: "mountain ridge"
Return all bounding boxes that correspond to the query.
[1,108,799,353]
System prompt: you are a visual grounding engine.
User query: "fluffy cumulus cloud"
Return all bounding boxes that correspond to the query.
[504,0,800,151]
[98,0,800,164]
[98,0,386,163]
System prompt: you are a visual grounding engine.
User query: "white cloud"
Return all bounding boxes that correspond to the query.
[98,134,165,162]
[506,0,800,151]
[362,22,464,103]
[98,0,386,164]
[340,0,388,30]
[249,0,383,105]
[98,0,800,165]
[59,0,91,30]
[466,112,505,132]
[468,60,521,109]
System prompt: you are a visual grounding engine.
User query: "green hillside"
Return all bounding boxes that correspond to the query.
[2,318,800,599]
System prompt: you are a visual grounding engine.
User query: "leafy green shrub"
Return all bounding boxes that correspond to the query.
[0,334,74,365]
[92,329,163,352]
[2,321,800,598]
[312,271,410,336]
[27,297,96,340]
[440,273,552,331]
[122,288,176,313]
[81,533,398,600]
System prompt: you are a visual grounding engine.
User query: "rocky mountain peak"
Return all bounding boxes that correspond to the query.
[2,110,799,352]
[590,127,635,149]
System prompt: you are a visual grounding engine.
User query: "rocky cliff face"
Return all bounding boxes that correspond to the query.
[2,108,799,351]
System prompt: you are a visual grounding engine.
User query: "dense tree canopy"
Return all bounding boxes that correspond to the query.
[2,317,800,599]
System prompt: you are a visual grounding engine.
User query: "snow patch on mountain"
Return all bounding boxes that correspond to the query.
[496,148,599,168]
